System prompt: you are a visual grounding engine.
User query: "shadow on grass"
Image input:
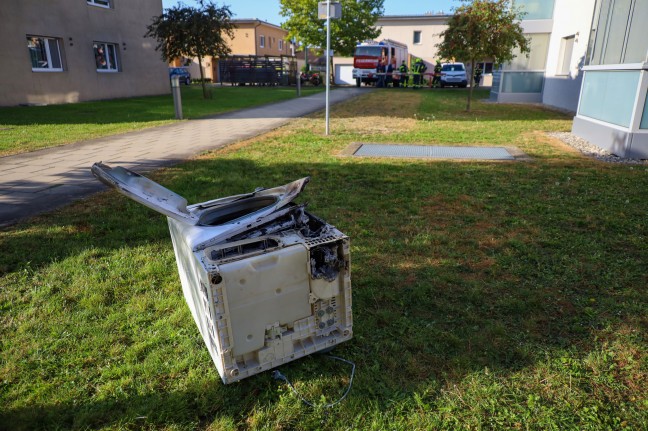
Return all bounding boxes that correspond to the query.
[0,87,568,131]
[0,86,326,127]
[1,156,646,429]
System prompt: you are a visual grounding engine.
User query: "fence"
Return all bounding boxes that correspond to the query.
[218,55,297,86]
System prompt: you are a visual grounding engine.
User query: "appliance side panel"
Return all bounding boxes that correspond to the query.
[168,218,226,379]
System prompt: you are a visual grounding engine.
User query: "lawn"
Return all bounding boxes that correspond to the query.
[1,89,646,430]
[0,85,323,157]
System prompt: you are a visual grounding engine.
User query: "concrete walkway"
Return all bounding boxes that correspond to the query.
[0,87,367,227]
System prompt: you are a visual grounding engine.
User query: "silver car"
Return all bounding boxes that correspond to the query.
[440,63,468,88]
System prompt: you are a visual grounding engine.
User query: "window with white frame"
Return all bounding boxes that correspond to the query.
[279,39,283,51]
[27,36,63,71]
[413,31,422,44]
[557,35,575,75]
[93,42,119,71]
[260,35,265,48]
[87,0,111,8]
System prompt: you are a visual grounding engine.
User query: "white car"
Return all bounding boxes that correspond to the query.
[440,63,468,88]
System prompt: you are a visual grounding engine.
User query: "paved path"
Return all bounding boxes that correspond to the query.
[0,88,367,227]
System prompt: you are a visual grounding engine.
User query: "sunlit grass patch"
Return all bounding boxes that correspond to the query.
[0,86,323,157]
[1,88,646,430]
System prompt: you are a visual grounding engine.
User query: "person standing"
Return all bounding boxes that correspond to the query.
[412,58,427,89]
[386,58,396,88]
[474,65,483,87]
[399,60,409,88]
[432,60,442,88]
[376,58,386,88]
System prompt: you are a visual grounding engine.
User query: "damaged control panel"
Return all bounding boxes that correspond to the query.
[91,163,352,384]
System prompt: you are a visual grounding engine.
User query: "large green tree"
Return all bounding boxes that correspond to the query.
[279,0,384,57]
[145,1,234,98]
[437,0,529,111]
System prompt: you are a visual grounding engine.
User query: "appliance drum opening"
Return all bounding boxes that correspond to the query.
[198,196,278,226]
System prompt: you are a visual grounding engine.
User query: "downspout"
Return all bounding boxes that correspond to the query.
[254,20,262,56]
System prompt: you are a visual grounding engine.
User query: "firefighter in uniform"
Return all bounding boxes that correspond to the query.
[412,58,427,89]
[432,60,442,88]
[398,60,409,88]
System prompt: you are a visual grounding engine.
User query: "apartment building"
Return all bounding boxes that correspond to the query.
[0,0,170,106]
[227,19,291,57]
[489,0,558,104]
[375,13,450,69]
[182,19,291,82]
[572,0,648,158]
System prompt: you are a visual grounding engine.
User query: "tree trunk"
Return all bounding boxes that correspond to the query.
[467,58,475,112]
[197,54,208,99]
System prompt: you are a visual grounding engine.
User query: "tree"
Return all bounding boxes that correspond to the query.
[145,1,234,99]
[279,0,385,58]
[436,0,529,111]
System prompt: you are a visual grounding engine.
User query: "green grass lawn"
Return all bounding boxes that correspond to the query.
[1,89,646,430]
[0,85,323,157]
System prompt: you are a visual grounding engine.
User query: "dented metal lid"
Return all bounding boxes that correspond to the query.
[91,162,309,226]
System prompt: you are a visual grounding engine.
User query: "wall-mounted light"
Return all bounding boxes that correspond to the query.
[69,37,73,47]
[122,42,127,51]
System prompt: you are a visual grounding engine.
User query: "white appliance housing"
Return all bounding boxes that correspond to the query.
[92,163,353,383]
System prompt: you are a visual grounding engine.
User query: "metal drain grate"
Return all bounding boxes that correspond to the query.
[353,144,516,160]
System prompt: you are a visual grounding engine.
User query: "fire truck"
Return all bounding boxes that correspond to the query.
[352,39,408,87]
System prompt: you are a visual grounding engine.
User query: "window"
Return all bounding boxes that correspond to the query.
[354,46,381,56]
[579,70,640,127]
[94,42,119,72]
[87,0,111,7]
[513,0,555,20]
[441,64,465,72]
[27,36,63,71]
[476,62,494,73]
[641,89,648,129]
[589,0,648,65]
[278,39,283,51]
[413,31,422,44]
[507,33,550,70]
[260,35,265,48]
[557,35,575,75]
[501,71,545,93]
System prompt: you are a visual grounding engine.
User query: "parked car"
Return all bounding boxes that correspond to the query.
[440,63,468,88]
[169,67,191,85]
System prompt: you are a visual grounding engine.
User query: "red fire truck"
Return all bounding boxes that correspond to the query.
[352,39,408,87]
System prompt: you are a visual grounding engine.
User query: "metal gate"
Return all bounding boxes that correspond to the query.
[218,55,297,86]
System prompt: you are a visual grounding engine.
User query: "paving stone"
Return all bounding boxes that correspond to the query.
[0,88,366,226]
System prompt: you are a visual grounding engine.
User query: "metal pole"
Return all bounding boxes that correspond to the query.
[171,75,183,120]
[297,65,301,97]
[325,0,330,135]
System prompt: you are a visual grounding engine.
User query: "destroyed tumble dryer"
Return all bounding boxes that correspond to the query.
[91,163,352,383]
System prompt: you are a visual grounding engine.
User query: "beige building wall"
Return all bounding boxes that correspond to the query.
[226,23,257,55]
[376,15,450,68]
[187,20,290,82]
[0,0,170,106]
[228,20,290,57]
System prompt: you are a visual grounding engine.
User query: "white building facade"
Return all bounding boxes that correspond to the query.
[375,14,450,69]
[571,0,648,158]
[542,0,597,112]
[490,0,557,104]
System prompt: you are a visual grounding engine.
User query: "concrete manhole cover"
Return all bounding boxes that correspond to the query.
[346,143,527,161]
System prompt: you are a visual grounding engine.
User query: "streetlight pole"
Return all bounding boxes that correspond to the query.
[325,0,331,135]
